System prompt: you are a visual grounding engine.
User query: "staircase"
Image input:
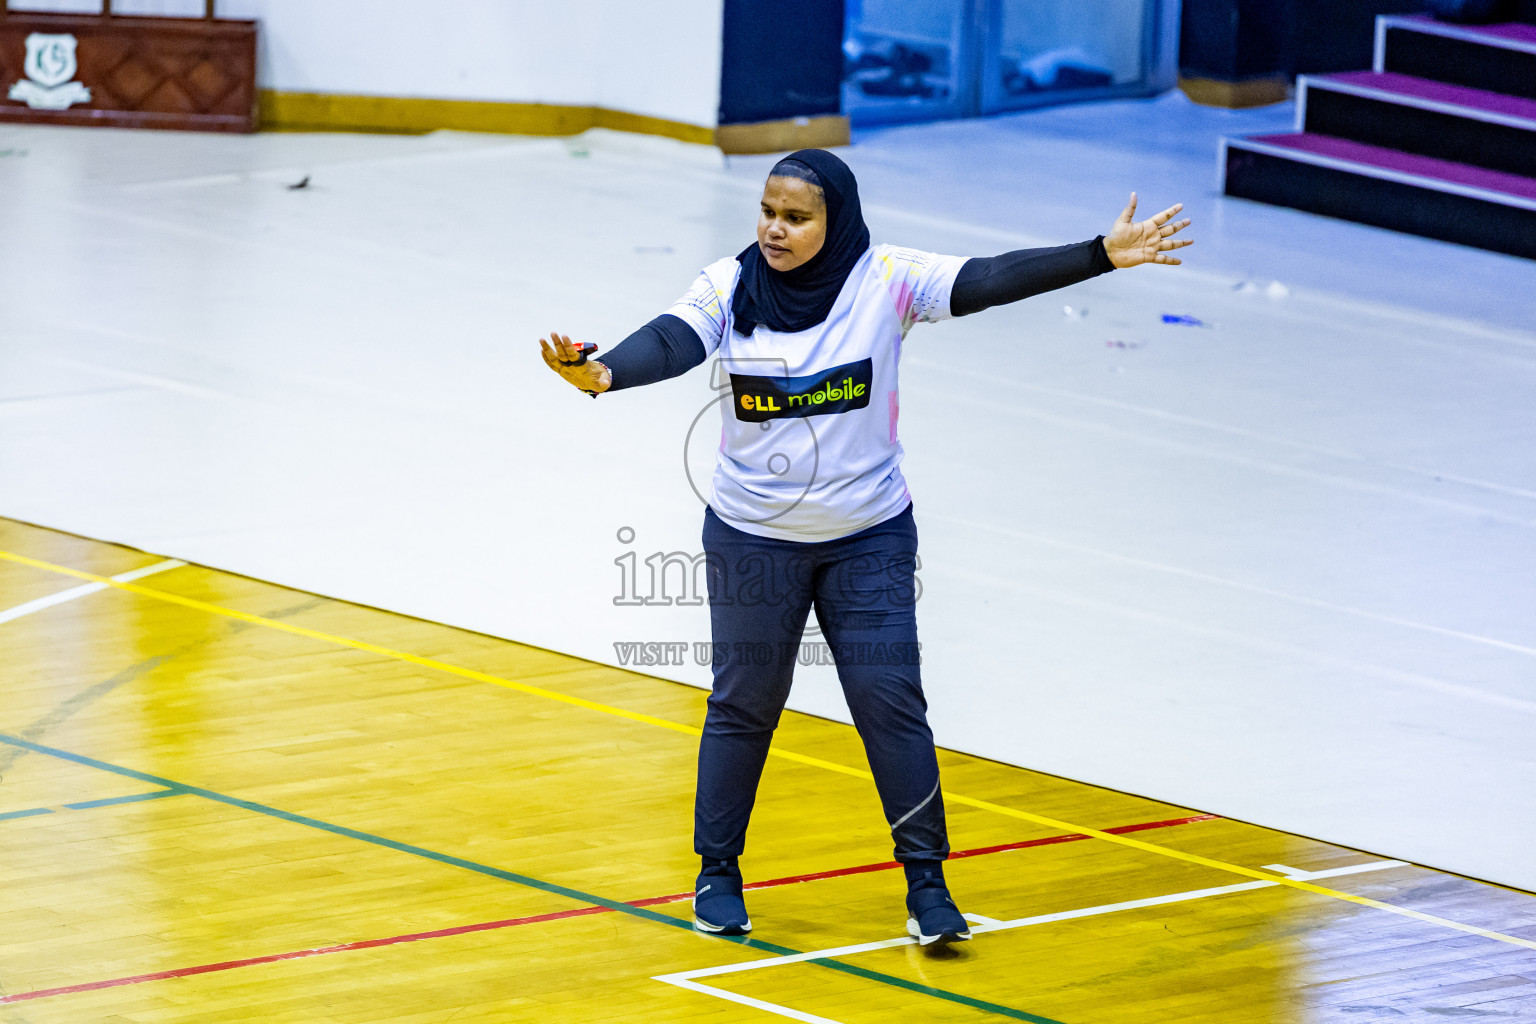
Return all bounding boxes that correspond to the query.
[1221,14,1536,260]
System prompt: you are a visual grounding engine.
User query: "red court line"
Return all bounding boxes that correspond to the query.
[2,812,1217,1005]
[0,906,614,1004]
[634,812,1223,906]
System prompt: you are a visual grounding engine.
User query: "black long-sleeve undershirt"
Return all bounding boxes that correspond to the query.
[599,236,1115,391]
[599,314,709,392]
[949,236,1114,317]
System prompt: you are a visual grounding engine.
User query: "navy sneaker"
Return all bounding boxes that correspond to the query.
[906,877,971,946]
[693,863,752,935]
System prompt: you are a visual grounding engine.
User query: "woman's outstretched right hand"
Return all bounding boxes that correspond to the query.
[540,332,612,395]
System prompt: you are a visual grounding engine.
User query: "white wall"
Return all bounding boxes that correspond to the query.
[7,0,725,126]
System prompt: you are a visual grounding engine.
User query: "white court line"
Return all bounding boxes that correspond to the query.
[660,977,846,1024]
[654,860,1408,1023]
[907,374,1536,531]
[905,355,1536,506]
[932,559,1536,717]
[0,560,185,625]
[921,509,1536,661]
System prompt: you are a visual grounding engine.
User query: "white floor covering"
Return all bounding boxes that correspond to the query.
[1,91,1532,891]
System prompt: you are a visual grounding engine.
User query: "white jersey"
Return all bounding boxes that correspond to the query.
[664,244,967,542]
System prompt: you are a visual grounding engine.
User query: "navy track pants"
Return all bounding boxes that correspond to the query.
[694,503,949,866]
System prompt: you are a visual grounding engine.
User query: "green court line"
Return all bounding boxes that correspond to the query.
[0,788,183,822]
[0,733,1066,1023]
[810,960,1066,1022]
[64,789,185,810]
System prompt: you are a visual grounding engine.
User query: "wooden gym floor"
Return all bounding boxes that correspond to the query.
[2,515,1534,1024]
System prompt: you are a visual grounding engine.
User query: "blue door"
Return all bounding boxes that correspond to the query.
[843,0,1181,125]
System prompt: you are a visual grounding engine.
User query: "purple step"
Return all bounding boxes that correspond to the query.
[1223,133,1536,259]
[1243,133,1536,204]
[1440,19,1536,46]
[1299,72,1536,177]
[1479,22,1536,44]
[1321,70,1536,125]
[1388,14,1536,50]
[1378,15,1536,100]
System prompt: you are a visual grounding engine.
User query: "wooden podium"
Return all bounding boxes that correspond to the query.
[0,1,256,132]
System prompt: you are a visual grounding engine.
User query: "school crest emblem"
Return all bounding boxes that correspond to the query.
[9,34,92,110]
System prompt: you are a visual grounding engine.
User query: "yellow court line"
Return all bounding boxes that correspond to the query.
[4,546,1533,953]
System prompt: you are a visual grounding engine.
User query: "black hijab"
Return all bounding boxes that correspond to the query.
[732,149,871,335]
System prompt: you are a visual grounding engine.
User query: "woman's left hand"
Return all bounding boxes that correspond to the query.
[1103,193,1193,268]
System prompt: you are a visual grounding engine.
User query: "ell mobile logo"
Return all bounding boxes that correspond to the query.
[730,357,873,423]
[742,377,867,413]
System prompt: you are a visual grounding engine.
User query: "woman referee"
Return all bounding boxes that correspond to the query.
[540,149,1191,946]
